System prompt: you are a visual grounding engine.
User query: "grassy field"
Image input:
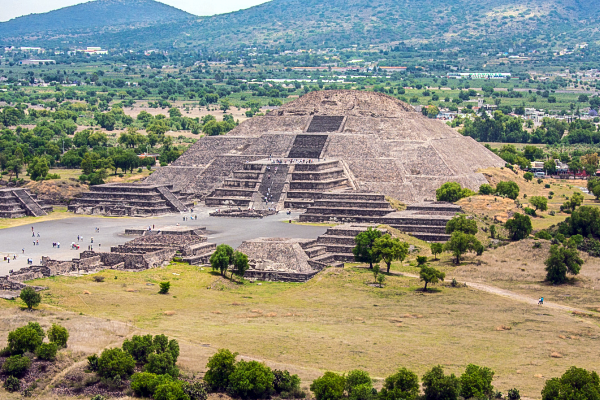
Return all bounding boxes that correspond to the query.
[0,263,596,398]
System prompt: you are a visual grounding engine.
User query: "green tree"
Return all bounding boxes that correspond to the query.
[310,372,346,400]
[523,172,533,182]
[529,196,548,211]
[430,243,443,260]
[372,235,409,273]
[379,368,420,400]
[97,348,136,379]
[1,355,31,377]
[570,192,584,210]
[587,177,600,199]
[154,381,189,400]
[444,232,482,264]
[36,342,58,361]
[353,227,383,269]
[47,324,69,348]
[204,349,238,391]
[436,182,475,202]
[446,214,478,235]
[419,265,446,291]
[541,366,600,400]
[232,251,249,279]
[210,244,234,276]
[228,360,275,399]
[168,107,182,118]
[7,323,44,354]
[144,351,178,378]
[122,334,155,363]
[159,281,170,294]
[27,157,50,181]
[495,181,520,199]
[505,213,533,241]
[479,184,494,195]
[345,370,372,396]
[459,364,494,400]
[19,286,41,310]
[544,244,584,284]
[422,365,460,400]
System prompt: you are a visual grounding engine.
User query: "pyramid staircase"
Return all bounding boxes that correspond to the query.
[0,188,52,218]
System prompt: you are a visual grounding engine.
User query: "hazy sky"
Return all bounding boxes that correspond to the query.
[0,0,270,22]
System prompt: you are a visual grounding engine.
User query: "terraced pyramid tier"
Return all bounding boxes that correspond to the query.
[146,90,504,203]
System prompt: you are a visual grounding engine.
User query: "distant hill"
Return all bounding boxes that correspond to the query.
[0,0,194,42]
[1,0,599,52]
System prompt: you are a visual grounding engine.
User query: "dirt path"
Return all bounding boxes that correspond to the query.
[395,271,588,314]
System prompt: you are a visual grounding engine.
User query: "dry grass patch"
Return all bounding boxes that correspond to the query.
[496,325,512,331]
[550,352,563,358]
[163,310,176,316]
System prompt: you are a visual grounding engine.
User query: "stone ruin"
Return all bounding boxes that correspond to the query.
[143,90,504,208]
[68,184,192,216]
[0,188,53,218]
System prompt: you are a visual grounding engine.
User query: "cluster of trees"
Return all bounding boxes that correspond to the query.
[436,182,475,203]
[204,348,304,399]
[1,321,69,393]
[352,228,409,273]
[210,245,249,279]
[478,181,520,200]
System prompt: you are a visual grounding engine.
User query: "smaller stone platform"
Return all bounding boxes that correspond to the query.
[68,183,192,216]
[0,188,53,218]
[209,209,277,218]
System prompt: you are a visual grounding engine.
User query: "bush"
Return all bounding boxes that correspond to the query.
[228,360,275,399]
[7,323,45,354]
[92,276,105,282]
[524,207,537,217]
[507,388,521,400]
[154,381,189,400]
[2,354,31,377]
[310,372,346,400]
[422,365,460,400]
[122,334,154,363]
[274,369,302,394]
[545,183,551,189]
[479,184,494,195]
[159,281,170,294]
[446,214,477,235]
[36,342,58,361]
[3,375,20,392]
[47,324,69,348]
[90,396,107,400]
[182,380,209,400]
[144,352,179,378]
[459,364,494,400]
[541,366,600,400]
[131,372,173,397]
[97,348,136,379]
[345,369,372,395]
[379,368,419,400]
[19,287,41,310]
[495,181,520,199]
[349,384,376,400]
[84,354,100,373]
[535,231,553,240]
[436,182,475,203]
[545,244,584,284]
[204,348,238,391]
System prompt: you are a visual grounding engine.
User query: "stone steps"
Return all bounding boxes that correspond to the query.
[181,245,217,265]
[303,206,392,217]
[289,177,348,190]
[389,224,448,234]
[204,197,253,206]
[304,245,327,258]
[317,235,357,246]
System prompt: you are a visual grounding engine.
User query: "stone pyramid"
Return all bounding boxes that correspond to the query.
[146,90,504,204]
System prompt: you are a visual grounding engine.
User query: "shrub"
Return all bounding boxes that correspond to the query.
[90,396,107,400]
[131,372,173,397]
[507,388,521,400]
[122,334,154,363]
[310,372,346,400]
[20,287,41,310]
[274,369,302,394]
[436,182,475,202]
[422,365,460,400]
[345,370,372,395]
[379,368,419,400]
[459,364,494,400]
[152,334,180,363]
[3,375,20,392]
[154,381,189,400]
[524,207,537,217]
[7,323,45,354]
[2,354,31,377]
[349,384,376,400]
[92,276,105,282]
[144,352,179,378]
[97,348,136,379]
[228,360,275,399]
[47,324,69,348]
[535,231,553,240]
[541,366,600,400]
[545,183,551,189]
[204,348,238,391]
[159,281,171,294]
[495,181,520,199]
[87,354,99,371]
[479,184,494,195]
[36,342,58,361]
[182,380,209,400]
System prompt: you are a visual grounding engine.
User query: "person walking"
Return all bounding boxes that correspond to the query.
[538,297,544,305]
